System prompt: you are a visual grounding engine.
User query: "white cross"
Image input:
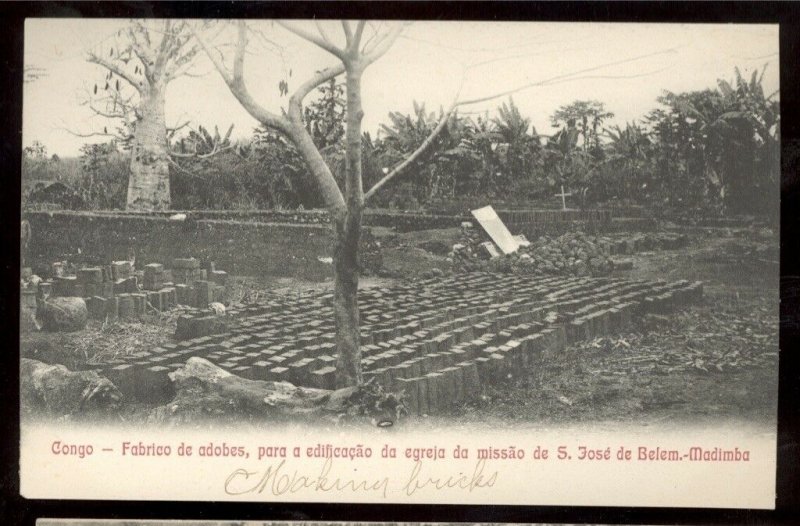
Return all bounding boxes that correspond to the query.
[555,185,572,211]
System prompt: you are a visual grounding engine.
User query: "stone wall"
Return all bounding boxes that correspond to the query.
[24,211,382,281]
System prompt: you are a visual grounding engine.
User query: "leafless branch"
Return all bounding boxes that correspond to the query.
[58,126,124,140]
[192,21,291,135]
[362,23,405,65]
[353,21,366,50]
[276,20,346,60]
[165,45,202,80]
[87,53,143,93]
[360,22,382,55]
[166,120,191,139]
[85,101,128,120]
[315,20,337,47]
[341,20,354,47]
[288,63,346,124]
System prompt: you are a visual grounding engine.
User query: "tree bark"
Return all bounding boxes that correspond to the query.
[147,357,399,425]
[333,66,365,388]
[127,87,171,210]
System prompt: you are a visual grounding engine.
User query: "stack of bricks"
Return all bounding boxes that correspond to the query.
[171,258,227,309]
[38,257,228,322]
[140,263,178,314]
[99,273,704,406]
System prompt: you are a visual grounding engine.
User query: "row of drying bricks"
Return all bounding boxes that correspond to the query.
[102,275,622,397]
[110,275,678,379]
[170,272,571,337]
[105,278,700,402]
[167,274,604,372]
[360,279,703,415]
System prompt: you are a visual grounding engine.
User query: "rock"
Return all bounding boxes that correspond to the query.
[37,297,88,332]
[21,359,122,418]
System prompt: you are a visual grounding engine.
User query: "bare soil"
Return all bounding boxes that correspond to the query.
[20,225,779,428]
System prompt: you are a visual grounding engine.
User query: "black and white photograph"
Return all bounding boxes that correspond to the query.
[18,17,780,507]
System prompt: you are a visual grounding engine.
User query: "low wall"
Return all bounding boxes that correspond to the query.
[88,207,614,233]
[95,209,463,232]
[24,211,381,281]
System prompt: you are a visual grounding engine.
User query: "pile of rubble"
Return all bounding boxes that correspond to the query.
[451,224,615,277]
[510,232,615,276]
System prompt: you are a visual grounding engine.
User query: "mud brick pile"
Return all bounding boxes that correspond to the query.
[100,274,703,409]
[37,257,228,321]
[169,258,228,308]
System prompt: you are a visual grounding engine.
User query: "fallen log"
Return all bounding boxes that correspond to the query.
[149,357,404,426]
[21,358,123,419]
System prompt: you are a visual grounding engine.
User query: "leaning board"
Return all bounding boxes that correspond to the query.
[471,205,520,254]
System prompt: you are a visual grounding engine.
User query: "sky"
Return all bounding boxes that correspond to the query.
[23,19,779,157]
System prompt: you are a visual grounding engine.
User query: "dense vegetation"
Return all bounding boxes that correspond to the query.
[23,67,779,218]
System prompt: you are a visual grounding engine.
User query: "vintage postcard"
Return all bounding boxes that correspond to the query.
[20,18,779,507]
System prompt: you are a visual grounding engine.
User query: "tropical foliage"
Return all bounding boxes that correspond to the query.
[23,67,779,217]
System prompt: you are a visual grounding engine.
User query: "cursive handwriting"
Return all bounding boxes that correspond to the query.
[224,458,499,499]
[402,458,498,496]
[225,458,390,498]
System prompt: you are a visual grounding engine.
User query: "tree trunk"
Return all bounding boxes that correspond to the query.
[127,87,171,211]
[333,213,361,388]
[148,357,401,426]
[149,357,336,424]
[333,66,366,388]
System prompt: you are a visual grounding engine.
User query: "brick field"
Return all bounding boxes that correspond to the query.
[101,274,703,414]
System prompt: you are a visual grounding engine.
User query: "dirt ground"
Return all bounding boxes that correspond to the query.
[20,225,779,428]
[447,227,779,429]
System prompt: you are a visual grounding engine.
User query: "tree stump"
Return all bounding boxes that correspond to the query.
[21,358,123,419]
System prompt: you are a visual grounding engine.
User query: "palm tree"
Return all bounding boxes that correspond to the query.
[378,101,465,200]
[552,100,614,153]
[659,65,779,214]
[604,122,651,201]
[492,97,542,187]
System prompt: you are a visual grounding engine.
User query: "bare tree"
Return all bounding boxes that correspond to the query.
[86,20,204,210]
[196,20,405,387]
[196,20,676,388]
